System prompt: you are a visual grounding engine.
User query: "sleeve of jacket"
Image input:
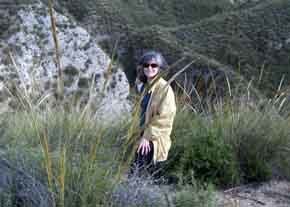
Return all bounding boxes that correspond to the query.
[143,85,176,141]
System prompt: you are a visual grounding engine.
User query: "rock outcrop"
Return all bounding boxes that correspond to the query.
[0,1,130,117]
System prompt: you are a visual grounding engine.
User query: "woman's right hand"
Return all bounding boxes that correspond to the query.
[137,138,151,155]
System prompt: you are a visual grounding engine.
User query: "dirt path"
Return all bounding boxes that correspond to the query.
[217,180,290,207]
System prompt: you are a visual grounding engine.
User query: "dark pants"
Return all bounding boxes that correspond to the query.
[130,141,154,176]
[129,141,165,182]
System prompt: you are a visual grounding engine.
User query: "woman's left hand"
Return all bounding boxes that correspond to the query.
[137,138,151,155]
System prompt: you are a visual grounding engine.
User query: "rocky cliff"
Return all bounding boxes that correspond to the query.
[0,0,130,117]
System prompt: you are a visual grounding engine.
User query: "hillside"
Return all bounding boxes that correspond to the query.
[53,0,290,96]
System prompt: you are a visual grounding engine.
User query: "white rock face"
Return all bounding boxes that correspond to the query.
[0,1,131,119]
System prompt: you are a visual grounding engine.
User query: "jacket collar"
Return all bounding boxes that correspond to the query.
[147,75,163,93]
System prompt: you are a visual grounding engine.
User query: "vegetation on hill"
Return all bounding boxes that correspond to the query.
[120,0,290,95]
[57,0,233,31]
[54,0,290,96]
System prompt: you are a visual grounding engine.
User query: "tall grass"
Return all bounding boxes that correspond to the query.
[48,0,64,101]
[165,87,290,187]
[0,109,127,206]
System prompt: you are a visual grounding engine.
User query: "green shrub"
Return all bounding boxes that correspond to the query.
[166,99,290,187]
[173,181,216,207]
[166,108,239,187]
[227,103,290,182]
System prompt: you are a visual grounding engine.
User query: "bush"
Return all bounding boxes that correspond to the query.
[227,102,290,182]
[166,98,290,187]
[173,180,216,207]
[165,108,239,187]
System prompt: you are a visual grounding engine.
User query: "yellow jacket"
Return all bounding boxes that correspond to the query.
[142,77,176,163]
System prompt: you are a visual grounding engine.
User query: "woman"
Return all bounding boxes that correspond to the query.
[131,51,176,177]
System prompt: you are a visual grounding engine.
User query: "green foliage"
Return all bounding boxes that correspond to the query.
[226,103,290,182]
[59,0,233,32]
[166,108,239,186]
[182,130,238,186]
[0,189,14,207]
[0,107,219,207]
[169,0,290,94]
[0,109,128,207]
[166,98,290,186]
[1,90,290,205]
[173,181,216,207]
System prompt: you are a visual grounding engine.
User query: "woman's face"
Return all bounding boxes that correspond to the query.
[143,59,159,80]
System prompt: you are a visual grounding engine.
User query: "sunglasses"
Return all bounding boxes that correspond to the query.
[143,63,159,68]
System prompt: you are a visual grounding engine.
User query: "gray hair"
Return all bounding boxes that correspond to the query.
[137,51,168,83]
